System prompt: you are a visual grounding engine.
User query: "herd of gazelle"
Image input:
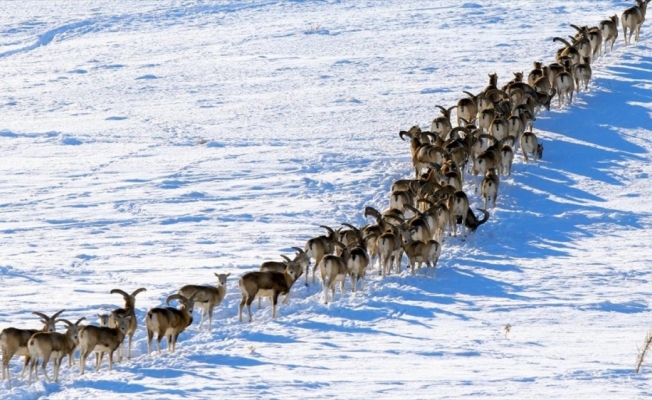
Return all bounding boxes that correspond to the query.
[1,0,649,389]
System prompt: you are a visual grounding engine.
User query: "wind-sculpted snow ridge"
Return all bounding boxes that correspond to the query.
[1,1,652,399]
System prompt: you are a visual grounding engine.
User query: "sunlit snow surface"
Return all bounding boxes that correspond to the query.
[1,1,652,398]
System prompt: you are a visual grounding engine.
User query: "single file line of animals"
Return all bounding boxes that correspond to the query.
[1,0,649,388]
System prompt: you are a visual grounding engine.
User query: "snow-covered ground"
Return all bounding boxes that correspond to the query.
[1,0,652,398]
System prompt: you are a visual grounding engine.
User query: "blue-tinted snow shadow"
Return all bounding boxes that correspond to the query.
[462,54,652,262]
[294,318,418,340]
[70,379,184,396]
[188,353,267,368]
[344,52,652,318]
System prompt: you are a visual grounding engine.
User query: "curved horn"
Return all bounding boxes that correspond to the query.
[467,208,490,231]
[110,288,130,299]
[447,105,456,112]
[56,318,73,327]
[417,182,436,197]
[425,132,439,142]
[341,223,359,232]
[166,294,186,305]
[384,214,404,224]
[449,127,468,139]
[291,246,304,254]
[552,37,572,48]
[74,317,86,326]
[131,287,147,297]
[280,254,292,262]
[319,225,334,235]
[435,105,447,114]
[51,309,66,320]
[569,23,582,32]
[462,90,476,98]
[364,206,381,220]
[476,209,490,224]
[32,311,52,321]
[399,130,412,141]
[408,179,422,196]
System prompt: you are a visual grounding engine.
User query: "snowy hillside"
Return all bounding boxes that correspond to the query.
[1,0,652,398]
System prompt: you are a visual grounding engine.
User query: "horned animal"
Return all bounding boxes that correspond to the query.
[456,91,480,126]
[178,273,231,330]
[553,37,581,65]
[571,24,603,61]
[555,61,575,108]
[430,105,455,141]
[27,317,85,383]
[258,253,306,307]
[146,293,197,355]
[1,310,64,388]
[78,313,131,374]
[109,287,146,360]
[319,243,349,304]
[527,61,544,87]
[622,0,650,46]
[573,56,592,92]
[464,208,490,231]
[600,15,619,53]
[500,144,514,177]
[481,168,500,209]
[238,265,300,322]
[520,131,543,162]
[343,242,370,292]
[304,225,338,284]
[376,221,405,276]
[401,229,441,276]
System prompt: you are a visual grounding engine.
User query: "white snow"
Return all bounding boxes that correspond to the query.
[1,0,652,398]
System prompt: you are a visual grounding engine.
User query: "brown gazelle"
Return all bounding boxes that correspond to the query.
[238,265,300,322]
[622,0,650,45]
[109,287,146,360]
[1,309,65,388]
[146,293,197,355]
[79,313,131,374]
[27,317,85,383]
[179,273,231,330]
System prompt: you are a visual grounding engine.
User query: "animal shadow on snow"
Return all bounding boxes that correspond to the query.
[477,54,652,261]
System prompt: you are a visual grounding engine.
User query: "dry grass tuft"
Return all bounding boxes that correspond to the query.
[635,330,652,373]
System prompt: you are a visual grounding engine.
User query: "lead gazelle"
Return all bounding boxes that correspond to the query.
[622,0,650,45]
